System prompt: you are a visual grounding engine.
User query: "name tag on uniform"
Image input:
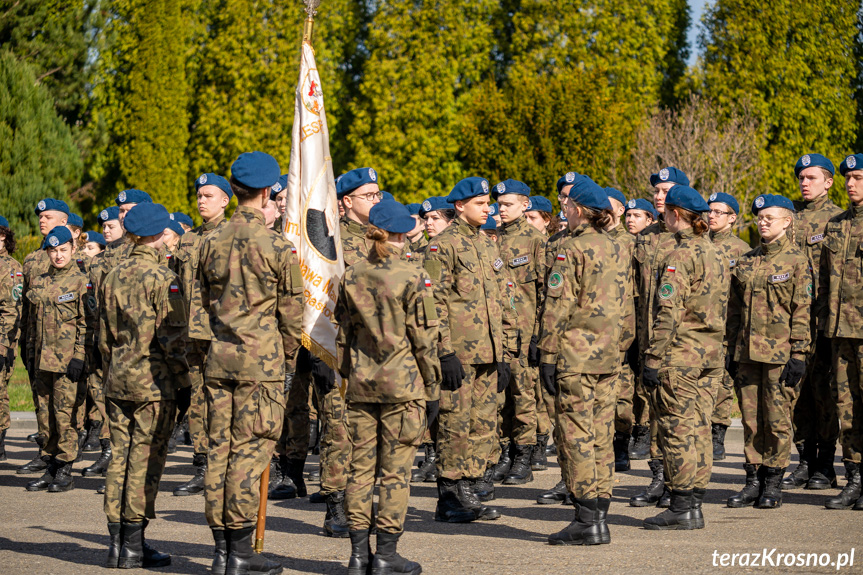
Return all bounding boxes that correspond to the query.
[58,292,75,303]
[770,273,790,283]
[510,255,529,267]
[493,259,504,271]
[808,234,825,244]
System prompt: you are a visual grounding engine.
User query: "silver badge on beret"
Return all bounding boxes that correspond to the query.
[709,193,718,202]
[48,236,59,247]
[754,196,765,209]
[565,172,575,183]
[368,168,377,182]
[627,199,637,209]
[497,182,506,194]
[801,154,811,167]
[527,199,532,209]
[847,155,857,169]
[481,180,489,193]
[118,191,127,203]
[169,213,175,220]
[100,210,109,221]
[199,174,207,185]
[37,200,46,211]
[659,168,670,181]
[272,182,283,193]
[422,200,432,211]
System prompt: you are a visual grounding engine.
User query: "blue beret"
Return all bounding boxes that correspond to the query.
[649,167,689,187]
[197,173,233,199]
[568,176,611,211]
[43,226,73,249]
[707,192,740,214]
[480,215,498,230]
[625,198,659,219]
[839,154,863,176]
[488,203,499,217]
[665,185,709,213]
[491,179,530,199]
[447,177,490,203]
[557,172,579,192]
[558,210,567,222]
[336,167,379,198]
[67,213,84,228]
[98,206,120,224]
[166,218,186,237]
[171,212,194,228]
[0,216,9,228]
[752,194,795,214]
[526,196,553,213]
[124,203,172,237]
[231,151,281,189]
[369,200,415,234]
[84,231,106,246]
[419,196,449,217]
[35,198,70,216]
[405,203,422,216]
[605,187,627,207]
[795,153,834,177]
[269,174,288,201]
[116,189,152,206]
[381,191,395,202]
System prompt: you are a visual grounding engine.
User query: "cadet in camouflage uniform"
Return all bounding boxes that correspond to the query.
[640,185,725,531]
[539,178,626,546]
[170,173,232,497]
[706,193,751,461]
[24,226,92,493]
[0,216,21,460]
[199,152,303,575]
[405,202,429,254]
[726,194,811,511]
[785,154,844,491]
[819,154,863,511]
[339,201,440,575]
[422,177,509,523]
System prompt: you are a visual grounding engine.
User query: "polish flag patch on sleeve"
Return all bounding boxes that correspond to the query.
[430,246,438,252]
[170,284,179,293]
[666,266,676,273]
[557,254,566,261]
[424,278,432,287]
[291,247,297,254]
[86,283,93,290]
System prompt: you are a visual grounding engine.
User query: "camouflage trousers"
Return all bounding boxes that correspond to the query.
[277,370,312,459]
[72,375,88,433]
[496,357,538,447]
[319,382,351,494]
[204,378,284,530]
[736,362,794,468]
[833,338,863,464]
[792,335,838,449]
[0,364,11,431]
[187,344,210,455]
[104,397,175,523]
[711,370,735,427]
[614,353,635,434]
[345,400,425,533]
[87,367,110,440]
[555,372,617,499]
[655,366,718,491]
[437,363,497,480]
[34,370,80,463]
[535,373,555,436]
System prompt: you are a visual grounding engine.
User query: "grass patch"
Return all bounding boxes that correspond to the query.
[8,355,33,412]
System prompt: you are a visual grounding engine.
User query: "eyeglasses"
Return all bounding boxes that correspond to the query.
[349,191,383,202]
[708,209,734,216]
[756,215,787,224]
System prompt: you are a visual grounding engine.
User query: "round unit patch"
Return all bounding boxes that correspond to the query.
[754,196,765,209]
[12,284,22,301]
[118,191,127,203]
[87,295,98,311]
[100,210,109,221]
[659,168,670,181]
[497,182,506,194]
[422,200,432,212]
[37,200,47,212]
[199,174,208,185]
[801,154,811,166]
[369,168,377,182]
[659,283,675,300]
[709,193,718,202]
[481,180,489,194]
[847,155,857,170]
[565,172,576,183]
[49,236,59,247]
[627,199,637,209]
[549,272,563,289]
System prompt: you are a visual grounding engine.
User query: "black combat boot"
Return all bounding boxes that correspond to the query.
[531,434,549,471]
[546,442,557,455]
[727,463,760,508]
[267,455,283,490]
[410,443,438,483]
[807,443,837,489]
[324,491,350,538]
[348,529,373,575]
[48,460,75,492]
[173,452,207,496]
[118,522,145,569]
[537,479,569,504]
[211,528,228,575]
[630,459,664,507]
[0,428,7,461]
[548,497,606,545]
[472,465,495,502]
[691,488,706,529]
[27,431,41,443]
[309,419,320,454]
[83,420,102,452]
[756,466,784,509]
[18,452,49,474]
[457,479,501,520]
[75,429,86,462]
[825,462,861,510]
[490,442,512,482]
[25,457,57,491]
[781,441,812,489]
[83,438,112,477]
[629,425,650,460]
[503,444,534,485]
[712,423,728,461]
[269,455,297,500]
[97,482,106,494]
[225,526,281,575]
[643,489,697,530]
[284,458,308,497]
[613,431,631,472]
[434,479,476,523]
[596,497,611,543]
[656,486,671,508]
[140,519,172,568]
[106,522,121,568]
[371,531,421,575]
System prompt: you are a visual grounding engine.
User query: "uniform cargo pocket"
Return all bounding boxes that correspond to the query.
[253,382,285,441]
[58,301,78,322]
[397,400,426,447]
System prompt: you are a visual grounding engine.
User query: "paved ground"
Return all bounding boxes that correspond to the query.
[1,423,861,575]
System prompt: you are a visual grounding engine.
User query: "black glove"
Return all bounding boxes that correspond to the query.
[66,358,85,382]
[779,357,806,388]
[540,363,557,396]
[626,344,641,375]
[528,336,539,367]
[439,353,466,391]
[295,346,313,374]
[496,362,511,393]
[311,358,336,395]
[642,366,661,390]
[725,354,739,380]
[426,400,439,426]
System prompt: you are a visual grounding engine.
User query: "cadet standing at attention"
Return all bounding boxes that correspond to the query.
[0,216,21,461]
[338,201,440,575]
[100,203,188,569]
[199,152,303,575]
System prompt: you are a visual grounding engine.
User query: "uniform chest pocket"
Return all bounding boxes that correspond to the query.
[766,273,794,314]
[56,300,78,322]
[633,244,647,264]
[455,254,478,295]
[508,255,535,284]
[823,233,841,255]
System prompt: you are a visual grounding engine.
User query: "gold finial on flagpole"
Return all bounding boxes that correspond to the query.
[303,0,321,42]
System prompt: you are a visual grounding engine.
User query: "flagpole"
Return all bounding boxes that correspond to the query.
[303,0,321,43]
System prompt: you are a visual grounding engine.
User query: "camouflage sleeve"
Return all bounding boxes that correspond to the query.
[790,261,813,359]
[335,278,352,379]
[98,281,112,370]
[725,270,743,356]
[25,285,38,366]
[156,277,189,375]
[532,237,548,339]
[276,245,303,364]
[618,246,636,352]
[197,239,212,314]
[0,263,17,350]
[538,246,577,364]
[644,257,690,369]
[815,223,840,332]
[406,270,441,401]
[422,243,455,358]
[73,282,88,363]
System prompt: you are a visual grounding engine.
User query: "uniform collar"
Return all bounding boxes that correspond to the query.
[201,213,224,231]
[761,234,789,255]
[571,223,597,237]
[607,224,626,238]
[710,228,733,242]
[675,227,696,241]
[499,216,525,236]
[50,261,75,276]
[456,218,480,236]
[853,203,863,218]
[803,194,831,211]
[129,244,161,262]
[658,216,668,233]
[233,205,265,224]
[340,216,367,236]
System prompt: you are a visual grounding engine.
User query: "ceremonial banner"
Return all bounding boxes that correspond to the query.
[284,40,343,369]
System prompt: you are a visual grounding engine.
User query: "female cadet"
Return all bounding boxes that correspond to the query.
[100,203,188,569]
[337,201,441,575]
[726,194,811,510]
[524,196,558,235]
[538,176,627,545]
[625,199,658,235]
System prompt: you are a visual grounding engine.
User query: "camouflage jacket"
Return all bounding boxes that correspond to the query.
[644,229,727,369]
[74,253,92,275]
[172,215,227,342]
[727,235,812,365]
[88,236,136,360]
[27,262,91,373]
[422,218,507,364]
[816,204,863,339]
[408,233,429,255]
[0,254,23,351]
[607,225,636,352]
[336,253,441,403]
[340,217,373,268]
[199,206,304,381]
[538,224,626,374]
[794,195,843,310]
[633,219,678,353]
[710,229,750,275]
[19,248,51,361]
